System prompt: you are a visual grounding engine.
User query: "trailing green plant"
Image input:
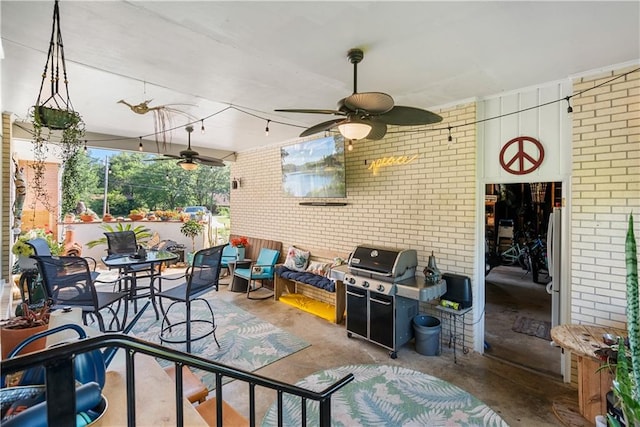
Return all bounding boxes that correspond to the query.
[61,149,82,216]
[28,124,54,212]
[28,106,85,218]
[609,213,640,427]
[180,219,204,252]
[86,223,152,249]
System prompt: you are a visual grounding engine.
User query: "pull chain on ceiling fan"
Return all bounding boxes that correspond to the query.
[275,48,443,141]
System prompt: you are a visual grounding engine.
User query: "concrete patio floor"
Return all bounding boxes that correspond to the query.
[1,269,580,426]
[213,274,577,427]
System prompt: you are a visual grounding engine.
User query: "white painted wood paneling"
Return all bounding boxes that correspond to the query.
[479,80,572,182]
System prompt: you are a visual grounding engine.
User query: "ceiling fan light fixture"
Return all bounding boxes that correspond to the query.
[179,160,198,171]
[338,119,371,140]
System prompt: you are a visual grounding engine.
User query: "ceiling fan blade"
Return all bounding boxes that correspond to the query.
[275,108,343,115]
[374,106,443,126]
[344,92,394,114]
[299,118,345,137]
[147,154,181,161]
[194,155,225,167]
[366,122,387,140]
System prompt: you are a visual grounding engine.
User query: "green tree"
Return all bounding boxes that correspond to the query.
[83,149,229,215]
[61,150,100,217]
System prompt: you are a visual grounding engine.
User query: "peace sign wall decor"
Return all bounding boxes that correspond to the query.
[499,136,545,175]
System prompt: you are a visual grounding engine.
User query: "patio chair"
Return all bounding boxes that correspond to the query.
[32,255,128,332]
[220,244,238,277]
[27,237,99,279]
[156,244,225,353]
[104,230,157,316]
[17,238,99,308]
[233,248,280,300]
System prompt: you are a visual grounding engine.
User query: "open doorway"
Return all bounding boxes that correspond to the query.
[484,182,562,377]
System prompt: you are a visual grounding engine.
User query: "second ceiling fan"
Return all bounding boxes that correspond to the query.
[152,125,225,170]
[276,48,443,140]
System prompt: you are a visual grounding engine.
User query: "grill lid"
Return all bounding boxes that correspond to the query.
[348,245,418,281]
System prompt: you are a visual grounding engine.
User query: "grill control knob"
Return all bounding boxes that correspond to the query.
[347,277,355,284]
[362,281,370,288]
[377,284,385,292]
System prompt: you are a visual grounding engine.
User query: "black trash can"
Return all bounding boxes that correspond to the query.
[413,315,441,356]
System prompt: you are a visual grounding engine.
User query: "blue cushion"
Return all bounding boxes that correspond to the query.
[275,266,336,292]
[235,267,273,280]
[221,244,238,268]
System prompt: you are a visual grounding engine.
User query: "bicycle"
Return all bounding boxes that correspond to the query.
[500,239,529,269]
[527,236,548,283]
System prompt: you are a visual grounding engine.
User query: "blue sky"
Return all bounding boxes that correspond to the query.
[87,148,120,162]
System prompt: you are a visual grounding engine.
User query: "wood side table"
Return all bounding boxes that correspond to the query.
[550,324,626,424]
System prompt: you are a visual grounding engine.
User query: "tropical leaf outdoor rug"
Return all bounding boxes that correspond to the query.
[511,315,552,341]
[128,293,309,390]
[261,364,508,427]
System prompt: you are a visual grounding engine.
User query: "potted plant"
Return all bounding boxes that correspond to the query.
[29,106,86,217]
[79,207,99,223]
[181,219,204,265]
[0,300,52,360]
[129,209,145,221]
[608,213,640,426]
[230,236,249,261]
[12,228,63,271]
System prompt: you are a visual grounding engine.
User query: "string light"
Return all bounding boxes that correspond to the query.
[201,119,205,134]
[83,140,87,153]
[348,140,353,151]
[565,96,573,113]
[265,119,270,136]
[447,126,453,143]
[138,137,143,151]
[14,67,636,147]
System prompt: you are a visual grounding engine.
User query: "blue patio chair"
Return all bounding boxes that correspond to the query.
[220,244,238,277]
[233,248,280,300]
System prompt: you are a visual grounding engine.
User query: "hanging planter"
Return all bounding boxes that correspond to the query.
[34,106,82,131]
[28,0,86,221]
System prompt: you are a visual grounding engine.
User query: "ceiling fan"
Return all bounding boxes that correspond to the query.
[152,125,225,170]
[275,48,443,141]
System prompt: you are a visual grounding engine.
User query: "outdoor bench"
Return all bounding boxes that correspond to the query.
[274,247,348,324]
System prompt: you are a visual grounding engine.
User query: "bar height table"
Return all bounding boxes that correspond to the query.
[102,250,178,319]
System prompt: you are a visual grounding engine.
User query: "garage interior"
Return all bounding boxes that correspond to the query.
[484,182,562,377]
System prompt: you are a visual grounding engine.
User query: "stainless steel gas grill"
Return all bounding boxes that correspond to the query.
[345,245,447,358]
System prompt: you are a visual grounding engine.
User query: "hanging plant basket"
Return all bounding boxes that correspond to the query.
[34,106,80,131]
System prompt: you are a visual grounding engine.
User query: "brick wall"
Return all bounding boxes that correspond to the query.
[231,102,479,345]
[571,65,640,327]
[18,159,60,239]
[2,114,11,284]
